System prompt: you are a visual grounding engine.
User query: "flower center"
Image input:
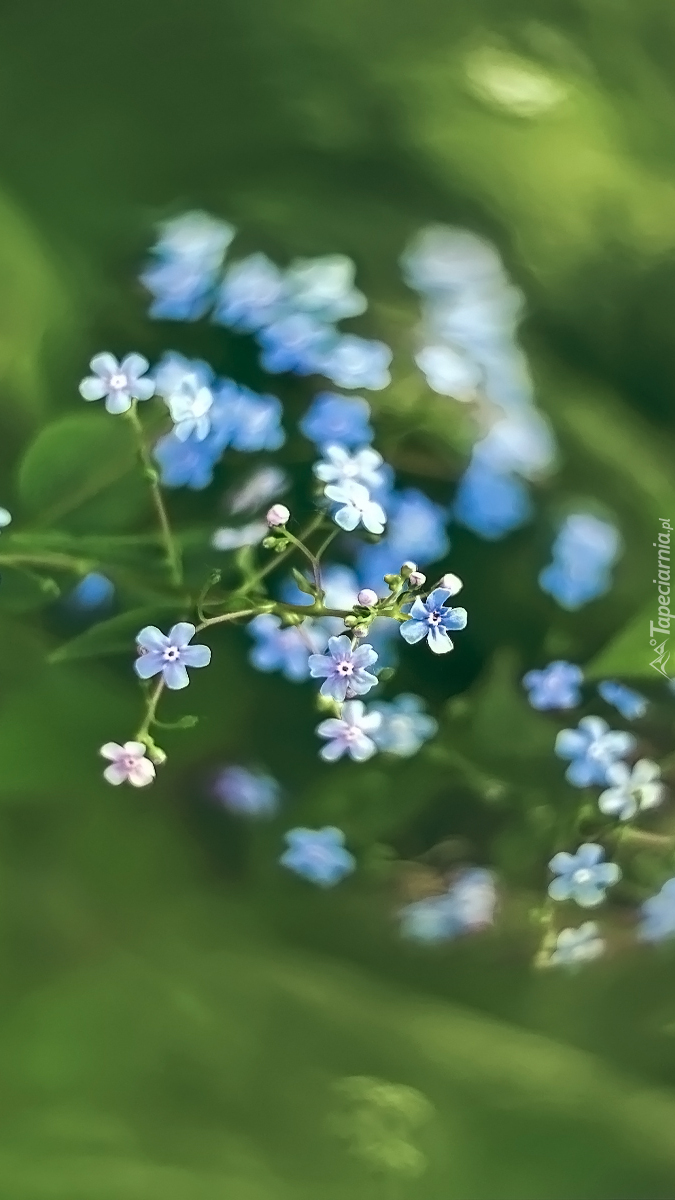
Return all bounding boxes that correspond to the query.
[122,755,137,770]
[109,373,128,390]
[336,660,354,675]
[428,612,442,625]
[573,868,593,885]
[343,726,359,741]
[163,646,181,661]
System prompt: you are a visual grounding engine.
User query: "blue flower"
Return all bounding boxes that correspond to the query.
[401,225,505,297]
[227,387,286,453]
[400,894,458,942]
[548,843,621,907]
[141,211,235,321]
[554,716,636,788]
[400,588,467,655]
[400,868,496,942]
[315,334,392,391]
[212,521,268,550]
[317,700,382,762]
[414,344,481,400]
[79,352,155,415]
[68,572,115,612]
[539,514,622,610]
[639,878,675,942]
[213,253,286,331]
[153,431,220,490]
[134,622,211,690]
[549,923,605,967]
[325,481,387,534]
[522,661,583,711]
[598,759,664,821]
[280,826,356,887]
[597,680,648,721]
[370,694,438,757]
[166,386,213,442]
[299,392,373,448]
[308,634,379,702]
[153,349,215,396]
[284,255,367,322]
[453,462,533,540]
[314,445,388,493]
[258,313,334,375]
[247,613,327,682]
[212,765,280,817]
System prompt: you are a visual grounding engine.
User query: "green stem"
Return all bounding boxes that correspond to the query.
[126,402,182,588]
[0,552,94,574]
[135,678,165,744]
[237,514,326,595]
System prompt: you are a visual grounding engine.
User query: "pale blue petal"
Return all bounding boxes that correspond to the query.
[120,352,149,378]
[426,588,451,608]
[90,352,118,378]
[428,626,453,654]
[400,620,427,645]
[441,606,468,631]
[575,883,604,908]
[576,843,604,867]
[549,852,575,875]
[105,392,132,415]
[555,729,588,760]
[134,652,163,680]
[548,877,572,901]
[163,662,190,690]
[595,861,621,885]
[181,644,211,668]
[79,377,107,401]
[131,377,155,401]
[137,626,169,652]
[169,622,196,648]
[320,738,347,761]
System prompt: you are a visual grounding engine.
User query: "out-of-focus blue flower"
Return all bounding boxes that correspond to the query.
[211,521,268,550]
[522,661,583,711]
[154,350,215,397]
[280,826,356,887]
[247,613,327,682]
[400,588,467,655]
[141,211,235,321]
[317,700,382,762]
[0,507,11,531]
[598,759,664,821]
[209,383,286,453]
[370,694,438,757]
[401,226,506,296]
[167,386,213,442]
[597,680,648,721]
[555,716,636,788]
[325,481,387,535]
[400,867,496,942]
[226,465,289,515]
[79,352,155,415]
[314,445,387,493]
[549,923,605,967]
[68,572,115,611]
[315,335,392,391]
[639,878,675,942]
[153,431,220,490]
[212,765,280,817]
[539,513,622,610]
[548,843,621,907]
[309,634,378,701]
[453,462,533,540]
[414,344,481,400]
[284,255,367,322]
[212,253,286,331]
[258,312,334,375]
[357,489,449,590]
[300,392,374,448]
[400,894,458,942]
[134,622,211,690]
[472,413,555,480]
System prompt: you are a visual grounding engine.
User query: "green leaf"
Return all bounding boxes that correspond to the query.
[291,567,317,596]
[0,565,60,612]
[17,412,149,532]
[586,600,664,679]
[49,604,180,664]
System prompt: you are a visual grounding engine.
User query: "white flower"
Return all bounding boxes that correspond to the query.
[438,573,463,595]
[414,344,481,400]
[549,923,605,968]
[100,741,156,787]
[598,759,665,821]
[166,385,213,441]
[211,521,268,550]
[325,481,386,534]
[314,445,387,492]
[267,503,290,527]
[317,700,382,762]
[79,352,155,415]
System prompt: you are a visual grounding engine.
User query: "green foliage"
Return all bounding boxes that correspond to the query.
[586,600,655,679]
[0,565,59,611]
[49,604,180,663]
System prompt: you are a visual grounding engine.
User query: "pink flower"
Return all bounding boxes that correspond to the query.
[100,741,156,787]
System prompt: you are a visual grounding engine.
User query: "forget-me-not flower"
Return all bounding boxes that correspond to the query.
[325,481,387,535]
[154,350,215,400]
[79,352,155,415]
[134,622,211,690]
[316,334,392,391]
[308,634,379,702]
[639,878,675,942]
[597,680,648,721]
[212,253,286,331]
[299,392,373,448]
[100,741,156,787]
[280,826,356,887]
[549,923,605,967]
[554,716,636,787]
[400,894,458,942]
[414,344,481,400]
[284,255,367,321]
[400,868,496,942]
[370,694,438,757]
[548,843,621,907]
[317,700,382,762]
[522,661,583,711]
[68,572,115,612]
[598,759,664,821]
[400,587,467,655]
[258,312,334,375]
[212,766,280,817]
[153,431,220,490]
[223,387,285,453]
[357,489,449,590]
[539,513,622,610]
[453,462,533,540]
[141,210,235,321]
[167,385,213,442]
[248,613,327,682]
[314,445,387,493]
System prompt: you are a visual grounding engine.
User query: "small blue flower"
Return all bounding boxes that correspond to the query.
[554,716,636,788]
[308,634,379,702]
[598,759,664,821]
[317,700,382,762]
[284,255,367,322]
[400,894,458,942]
[134,622,211,690]
[226,387,286,453]
[213,253,286,331]
[212,521,268,551]
[549,923,605,967]
[597,680,648,721]
[153,350,215,399]
[400,868,496,942]
[247,613,327,682]
[314,445,387,493]
[315,334,392,391]
[539,514,622,610]
[400,225,504,296]
[280,826,356,887]
[370,694,438,757]
[415,344,481,399]
[639,878,675,942]
[400,588,467,655]
[299,392,373,448]
[166,386,213,442]
[548,843,621,907]
[153,431,220,490]
[212,766,280,817]
[453,462,533,540]
[226,465,289,515]
[79,352,155,415]
[325,481,387,534]
[522,661,583,711]
[141,211,235,321]
[68,572,115,612]
[258,312,334,375]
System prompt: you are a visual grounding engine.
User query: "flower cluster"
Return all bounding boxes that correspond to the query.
[539,513,622,609]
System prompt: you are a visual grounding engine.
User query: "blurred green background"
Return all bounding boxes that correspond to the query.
[1,1,675,1196]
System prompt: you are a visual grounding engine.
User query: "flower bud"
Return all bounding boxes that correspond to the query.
[408,571,426,588]
[266,503,290,527]
[439,572,463,595]
[357,588,378,607]
[352,624,368,638]
[148,745,167,766]
[343,614,358,627]
[400,561,417,577]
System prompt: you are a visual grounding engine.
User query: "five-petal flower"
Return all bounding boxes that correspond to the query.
[399,588,467,655]
[308,634,379,702]
[317,700,382,762]
[325,481,386,534]
[549,922,605,967]
[598,759,664,821]
[134,622,211,690]
[522,661,583,711]
[79,352,155,414]
[279,826,356,887]
[314,445,387,493]
[548,843,621,907]
[554,716,636,787]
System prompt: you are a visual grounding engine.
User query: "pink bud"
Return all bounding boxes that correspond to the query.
[352,624,369,638]
[266,504,290,527]
[357,588,378,607]
[408,571,426,587]
[439,572,463,595]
